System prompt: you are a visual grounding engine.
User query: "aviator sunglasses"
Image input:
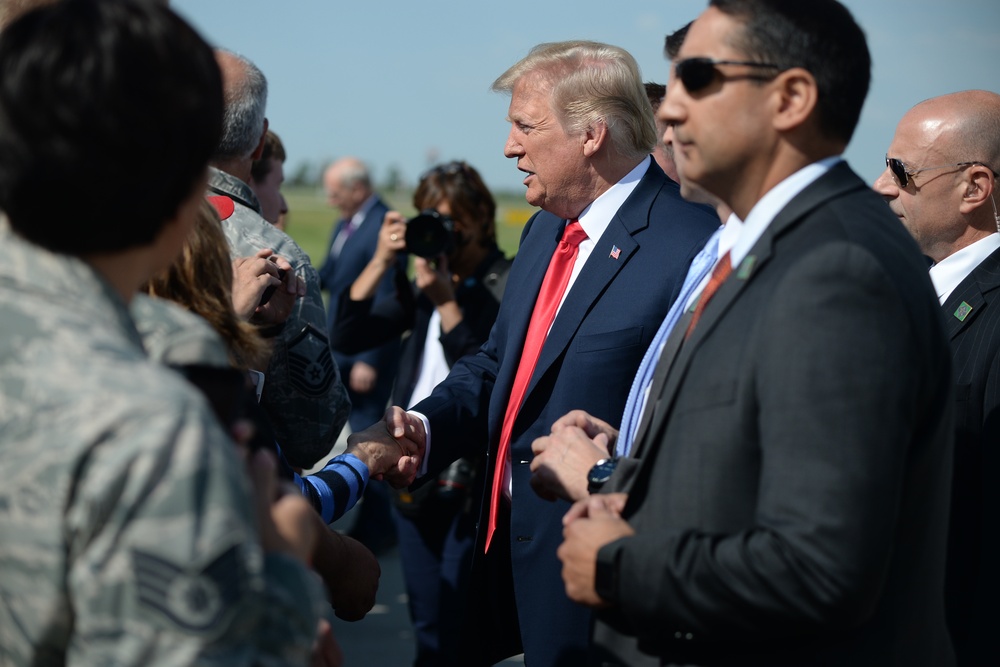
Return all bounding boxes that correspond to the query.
[674,57,783,93]
[885,156,997,189]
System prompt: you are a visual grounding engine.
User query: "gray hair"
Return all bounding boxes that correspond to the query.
[215,50,267,160]
[492,40,656,161]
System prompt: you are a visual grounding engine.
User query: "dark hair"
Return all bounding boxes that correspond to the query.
[0,0,223,254]
[664,22,693,61]
[644,82,666,110]
[709,0,870,144]
[143,201,269,371]
[414,161,497,246]
[250,129,286,183]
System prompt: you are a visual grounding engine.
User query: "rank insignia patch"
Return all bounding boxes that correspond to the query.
[287,324,336,397]
[132,544,246,636]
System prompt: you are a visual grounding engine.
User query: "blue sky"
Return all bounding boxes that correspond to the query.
[172,0,1000,195]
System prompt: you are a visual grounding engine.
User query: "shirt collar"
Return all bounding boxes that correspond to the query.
[730,156,842,267]
[929,233,1000,304]
[575,156,650,241]
[349,194,379,228]
[207,166,261,213]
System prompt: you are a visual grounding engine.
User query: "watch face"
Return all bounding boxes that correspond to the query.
[589,458,618,483]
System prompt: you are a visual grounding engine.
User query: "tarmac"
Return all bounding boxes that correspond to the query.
[329,502,525,666]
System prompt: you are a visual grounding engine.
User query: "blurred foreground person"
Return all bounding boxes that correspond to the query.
[874,89,1000,664]
[0,1,327,664]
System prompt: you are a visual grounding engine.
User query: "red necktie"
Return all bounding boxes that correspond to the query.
[685,250,732,338]
[484,221,588,552]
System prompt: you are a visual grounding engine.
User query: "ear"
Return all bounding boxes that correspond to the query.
[250,118,270,161]
[582,119,609,158]
[771,68,818,133]
[958,164,995,215]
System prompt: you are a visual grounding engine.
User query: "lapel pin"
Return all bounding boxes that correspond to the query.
[609,245,621,260]
[736,255,757,280]
[954,301,973,322]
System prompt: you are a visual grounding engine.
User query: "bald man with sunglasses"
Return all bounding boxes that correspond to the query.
[874,89,1000,665]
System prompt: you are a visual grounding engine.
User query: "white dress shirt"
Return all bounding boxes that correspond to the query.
[929,233,1000,304]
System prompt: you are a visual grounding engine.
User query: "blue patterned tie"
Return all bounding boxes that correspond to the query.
[616,227,723,456]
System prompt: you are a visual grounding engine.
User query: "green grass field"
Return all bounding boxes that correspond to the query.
[282,185,536,266]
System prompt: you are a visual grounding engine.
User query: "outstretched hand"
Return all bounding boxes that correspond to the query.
[345,406,426,488]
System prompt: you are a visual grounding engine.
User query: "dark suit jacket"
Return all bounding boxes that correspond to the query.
[592,163,956,667]
[330,247,511,407]
[940,245,1000,664]
[412,162,720,667]
[318,196,406,425]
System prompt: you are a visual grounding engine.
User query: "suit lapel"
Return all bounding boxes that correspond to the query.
[525,165,661,400]
[489,214,563,418]
[629,162,865,460]
[941,245,1000,340]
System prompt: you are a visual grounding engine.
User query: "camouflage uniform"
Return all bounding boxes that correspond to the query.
[208,167,350,469]
[130,294,231,368]
[0,221,324,665]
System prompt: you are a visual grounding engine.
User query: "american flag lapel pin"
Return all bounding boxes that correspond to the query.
[609,245,621,260]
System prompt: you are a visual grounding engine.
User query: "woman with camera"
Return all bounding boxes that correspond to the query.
[330,161,511,666]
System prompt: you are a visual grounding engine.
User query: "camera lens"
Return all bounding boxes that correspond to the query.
[405,210,454,258]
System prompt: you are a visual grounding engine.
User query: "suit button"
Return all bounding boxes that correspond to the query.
[674,632,682,639]
[516,536,533,542]
[685,633,694,641]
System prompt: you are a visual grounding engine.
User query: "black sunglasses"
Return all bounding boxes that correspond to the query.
[674,57,783,93]
[885,155,998,188]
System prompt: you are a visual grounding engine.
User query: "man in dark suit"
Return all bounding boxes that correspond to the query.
[555,2,957,666]
[374,40,718,666]
[874,89,1000,665]
[319,156,405,431]
[319,157,406,551]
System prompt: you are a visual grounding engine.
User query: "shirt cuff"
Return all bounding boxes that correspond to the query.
[407,410,432,478]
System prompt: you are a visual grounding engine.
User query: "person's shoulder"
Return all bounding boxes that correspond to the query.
[130,295,231,368]
[221,203,313,271]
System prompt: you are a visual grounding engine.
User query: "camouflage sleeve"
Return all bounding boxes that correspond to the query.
[262,261,351,469]
[64,387,325,665]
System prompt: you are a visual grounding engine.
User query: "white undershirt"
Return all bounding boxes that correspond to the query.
[407,309,452,408]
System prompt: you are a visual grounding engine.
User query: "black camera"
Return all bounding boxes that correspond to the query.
[405,210,454,259]
[258,267,287,307]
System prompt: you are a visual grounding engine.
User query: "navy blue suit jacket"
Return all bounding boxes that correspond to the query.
[411,161,719,666]
[318,196,406,425]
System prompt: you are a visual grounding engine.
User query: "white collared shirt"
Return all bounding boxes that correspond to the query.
[330,193,379,259]
[929,233,1000,304]
[556,155,650,318]
[684,157,841,313]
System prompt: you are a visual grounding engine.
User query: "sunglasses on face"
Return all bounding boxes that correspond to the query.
[673,57,783,93]
[885,156,998,188]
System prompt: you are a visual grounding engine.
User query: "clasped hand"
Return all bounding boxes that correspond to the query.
[345,406,426,488]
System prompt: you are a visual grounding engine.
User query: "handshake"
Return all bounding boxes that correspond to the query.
[345,406,426,488]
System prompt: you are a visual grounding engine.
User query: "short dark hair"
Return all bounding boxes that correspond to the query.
[664,22,693,61]
[644,82,666,110]
[250,130,286,183]
[0,0,222,255]
[709,0,870,144]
